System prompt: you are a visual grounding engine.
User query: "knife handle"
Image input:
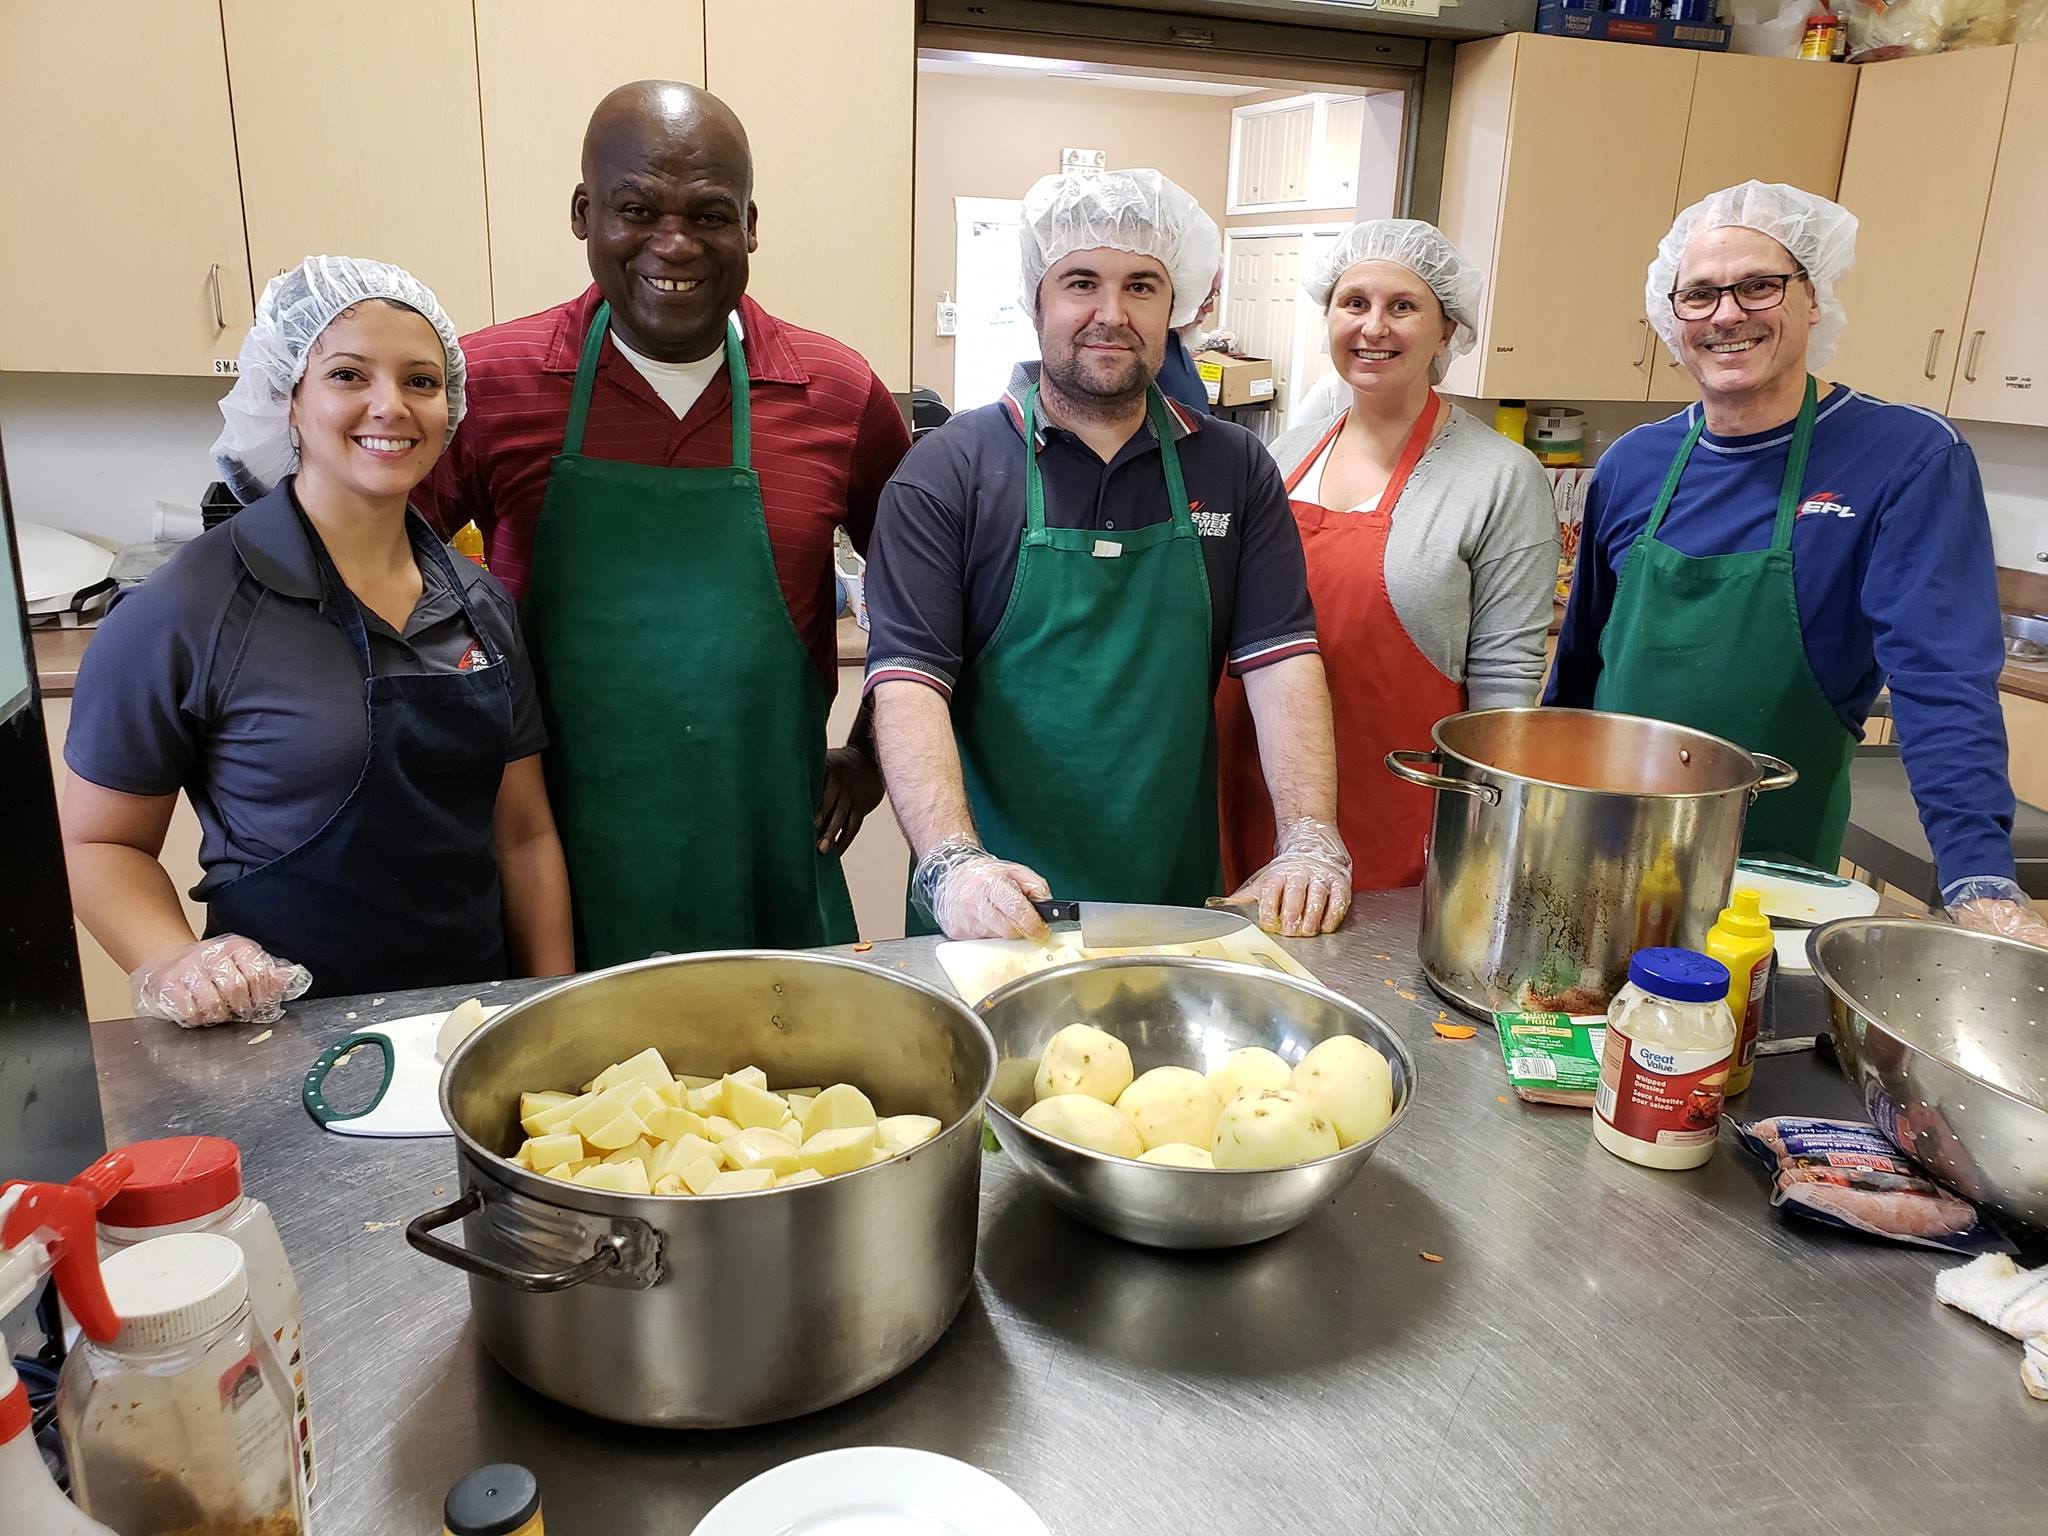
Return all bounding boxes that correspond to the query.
[1032,899,1081,925]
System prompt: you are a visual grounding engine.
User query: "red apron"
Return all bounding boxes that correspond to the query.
[1217,395,1466,892]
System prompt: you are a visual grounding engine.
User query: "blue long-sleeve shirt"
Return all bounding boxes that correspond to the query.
[1546,385,2015,891]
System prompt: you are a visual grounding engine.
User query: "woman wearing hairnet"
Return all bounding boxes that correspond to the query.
[1215,220,1557,891]
[1549,181,2047,948]
[61,257,574,1025]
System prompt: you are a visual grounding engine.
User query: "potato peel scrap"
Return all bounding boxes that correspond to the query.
[1419,1251,1445,1263]
[852,941,874,952]
[1431,1020,1477,1040]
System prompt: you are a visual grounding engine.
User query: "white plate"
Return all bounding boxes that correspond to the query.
[690,1447,1052,1536]
[1732,862,1880,973]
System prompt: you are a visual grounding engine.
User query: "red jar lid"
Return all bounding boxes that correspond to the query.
[98,1136,243,1229]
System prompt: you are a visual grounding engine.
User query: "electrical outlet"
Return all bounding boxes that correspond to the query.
[936,300,959,338]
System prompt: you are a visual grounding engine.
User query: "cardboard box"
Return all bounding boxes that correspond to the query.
[1193,350,1275,408]
[1533,5,1730,51]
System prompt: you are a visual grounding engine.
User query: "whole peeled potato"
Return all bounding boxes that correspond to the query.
[1116,1066,1222,1152]
[1290,1036,1394,1148]
[1022,1093,1144,1158]
[1204,1045,1294,1105]
[1210,1089,1339,1169]
[1033,1023,1135,1105]
[1138,1142,1214,1168]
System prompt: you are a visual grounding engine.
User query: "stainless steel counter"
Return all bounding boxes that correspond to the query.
[88,890,2046,1535]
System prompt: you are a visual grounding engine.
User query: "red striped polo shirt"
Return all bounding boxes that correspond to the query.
[415,286,910,685]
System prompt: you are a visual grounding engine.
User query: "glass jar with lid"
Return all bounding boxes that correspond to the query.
[57,1231,306,1536]
[1593,948,1737,1171]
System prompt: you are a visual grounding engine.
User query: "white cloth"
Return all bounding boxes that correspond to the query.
[610,321,736,422]
[1935,1252,2048,1400]
[1298,431,1382,515]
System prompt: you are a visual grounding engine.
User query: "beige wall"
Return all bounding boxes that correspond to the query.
[912,72,1233,401]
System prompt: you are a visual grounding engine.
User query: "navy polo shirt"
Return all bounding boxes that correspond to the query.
[65,478,545,897]
[863,362,1317,699]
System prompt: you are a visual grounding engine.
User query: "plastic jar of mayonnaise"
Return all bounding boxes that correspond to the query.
[1593,948,1736,1171]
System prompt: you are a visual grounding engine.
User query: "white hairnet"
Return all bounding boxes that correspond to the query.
[1646,180,1858,369]
[212,255,468,503]
[1304,219,1482,384]
[1018,169,1223,330]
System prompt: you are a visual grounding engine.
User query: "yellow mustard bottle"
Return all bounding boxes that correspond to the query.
[1705,888,1774,1097]
[452,520,489,569]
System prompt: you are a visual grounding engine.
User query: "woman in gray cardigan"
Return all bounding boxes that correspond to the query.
[1217,220,1558,890]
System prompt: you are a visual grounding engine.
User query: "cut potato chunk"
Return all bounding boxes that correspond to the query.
[678,1154,724,1195]
[1138,1142,1214,1168]
[568,1084,637,1140]
[705,1168,775,1194]
[1022,1094,1143,1158]
[721,1128,801,1176]
[434,998,488,1063]
[785,1093,814,1121]
[1116,1067,1222,1152]
[1205,1046,1294,1106]
[592,1046,675,1093]
[625,1084,667,1123]
[777,1168,824,1187]
[799,1125,878,1176]
[723,1077,791,1131]
[643,1105,710,1144]
[652,1133,723,1181]
[877,1114,942,1155]
[603,1137,655,1168]
[686,1084,722,1116]
[544,1163,580,1183]
[1211,1089,1337,1169]
[520,1132,584,1171]
[583,1109,647,1152]
[702,1115,742,1143]
[572,1160,651,1195]
[1290,1036,1393,1148]
[520,1090,573,1123]
[526,1091,593,1136]
[678,1074,715,1090]
[1033,1024,1134,1105]
[729,1066,769,1092]
[651,1080,687,1109]
[800,1084,877,1140]
[775,1085,822,1100]
[652,1173,684,1196]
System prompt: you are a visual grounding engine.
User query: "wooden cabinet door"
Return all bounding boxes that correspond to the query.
[222,0,494,334]
[1456,37,1696,402]
[706,0,913,391]
[0,1,252,375]
[1829,47,2013,409]
[1950,45,2048,427]
[475,2,706,325]
[1650,52,1860,404]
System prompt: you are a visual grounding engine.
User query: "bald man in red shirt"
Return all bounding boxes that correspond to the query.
[418,81,909,965]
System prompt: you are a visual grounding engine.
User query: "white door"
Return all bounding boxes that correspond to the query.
[1224,233,1303,422]
[1287,228,1347,432]
[952,195,1034,412]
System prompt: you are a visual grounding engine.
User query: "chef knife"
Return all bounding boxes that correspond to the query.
[1030,899,1253,948]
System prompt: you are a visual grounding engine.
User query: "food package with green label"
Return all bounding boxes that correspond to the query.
[1493,1010,1607,1108]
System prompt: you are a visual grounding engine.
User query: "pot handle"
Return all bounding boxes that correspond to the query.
[407,1188,629,1294]
[1751,753,1800,795]
[1385,749,1502,805]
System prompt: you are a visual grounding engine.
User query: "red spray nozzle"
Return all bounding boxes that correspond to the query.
[0,1151,134,1343]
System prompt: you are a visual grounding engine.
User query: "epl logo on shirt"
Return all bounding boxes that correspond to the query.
[1797,491,1855,520]
[458,644,491,671]
[1189,500,1232,538]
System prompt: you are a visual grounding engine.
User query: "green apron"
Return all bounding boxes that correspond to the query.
[525,305,855,965]
[909,384,1221,934]
[1593,375,1854,867]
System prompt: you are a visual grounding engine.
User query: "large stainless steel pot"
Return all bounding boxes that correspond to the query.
[405,952,996,1428]
[1809,917,2048,1232]
[1385,708,1797,1018]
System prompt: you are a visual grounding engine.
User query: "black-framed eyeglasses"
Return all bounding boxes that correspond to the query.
[1668,271,1807,321]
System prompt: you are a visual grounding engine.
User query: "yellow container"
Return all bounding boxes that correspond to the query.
[1705,888,1774,1097]
[452,520,488,569]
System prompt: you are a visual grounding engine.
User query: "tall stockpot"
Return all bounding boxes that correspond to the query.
[406,951,996,1428]
[1385,708,1797,1018]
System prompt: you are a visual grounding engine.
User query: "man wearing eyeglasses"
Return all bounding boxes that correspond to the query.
[1550,181,2045,946]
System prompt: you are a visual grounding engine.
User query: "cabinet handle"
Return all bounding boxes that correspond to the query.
[1634,319,1652,368]
[1964,329,1986,383]
[1923,328,1945,381]
[209,263,224,330]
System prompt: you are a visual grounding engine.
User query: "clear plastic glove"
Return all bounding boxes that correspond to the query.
[1948,895,2048,949]
[911,839,1053,941]
[1224,816,1353,938]
[129,935,312,1028]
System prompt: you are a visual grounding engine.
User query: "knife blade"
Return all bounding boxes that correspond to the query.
[1030,899,1252,948]
[1737,857,1852,890]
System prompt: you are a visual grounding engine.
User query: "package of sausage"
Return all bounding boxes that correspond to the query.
[1730,1114,2012,1254]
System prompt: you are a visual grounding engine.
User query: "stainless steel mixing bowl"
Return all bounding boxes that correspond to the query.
[977,956,1416,1249]
[1808,916,2048,1232]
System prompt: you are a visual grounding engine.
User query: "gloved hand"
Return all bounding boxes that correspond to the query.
[1950,897,2048,948]
[816,744,885,856]
[1224,816,1353,938]
[912,839,1052,941]
[129,936,313,1028]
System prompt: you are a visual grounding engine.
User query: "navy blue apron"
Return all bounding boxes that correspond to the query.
[205,517,514,997]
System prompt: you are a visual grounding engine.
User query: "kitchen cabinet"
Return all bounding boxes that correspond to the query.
[221,0,495,334]
[2001,689,2048,811]
[705,0,914,391]
[1827,46,2015,412]
[1948,45,2048,427]
[475,1,707,325]
[1440,35,1695,402]
[1650,53,1861,404]
[0,1,253,375]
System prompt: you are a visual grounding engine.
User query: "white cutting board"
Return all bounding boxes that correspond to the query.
[304,1005,503,1138]
[937,925,1316,1008]
[1733,866,1880,973]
